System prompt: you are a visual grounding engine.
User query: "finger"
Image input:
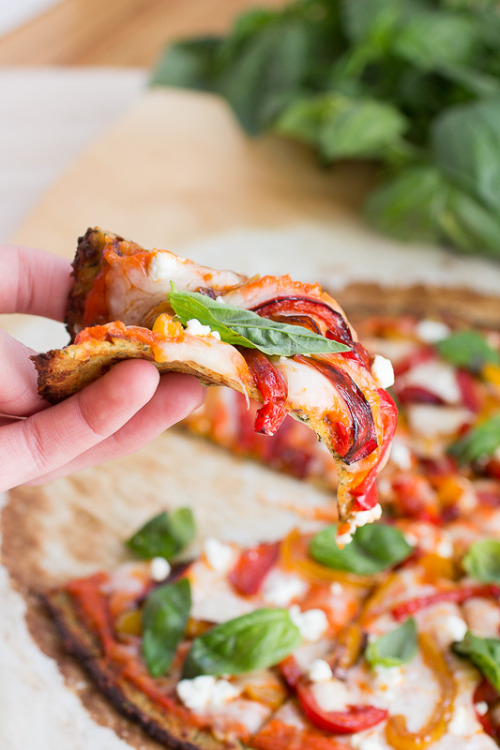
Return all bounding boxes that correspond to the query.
[0,359,161,492]
[27,374,205,484]
[0,330,49,416]
[0,244,71,319]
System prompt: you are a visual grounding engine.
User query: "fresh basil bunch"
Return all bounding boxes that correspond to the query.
[151,0,500,258]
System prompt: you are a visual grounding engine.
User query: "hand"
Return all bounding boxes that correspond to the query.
[0,244,204,491]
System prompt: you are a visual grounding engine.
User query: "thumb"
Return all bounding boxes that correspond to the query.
[0,329,48,416]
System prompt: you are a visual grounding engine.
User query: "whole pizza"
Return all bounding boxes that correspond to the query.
[14,229,500,749]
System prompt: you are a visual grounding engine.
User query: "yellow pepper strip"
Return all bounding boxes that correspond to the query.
[114,608,142,637]
[359,572,401,627]
[483,362,500,389]
[418,553,456,584]
[385,632,456,750]
[329,624,364,673]
[279,528,376,589]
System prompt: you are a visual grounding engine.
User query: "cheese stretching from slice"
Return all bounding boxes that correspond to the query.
[34,228,397,537]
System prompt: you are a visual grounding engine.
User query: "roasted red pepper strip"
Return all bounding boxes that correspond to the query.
[279,654,303,689]
[252,719,346,750]
[297,683,388,734]
[473,679,500,740]
[295,355,377,464]
[252,297,354,345]
[242,348,288,436]
[456,368,481,412]
[394,385,446,406]
[66,573,115,657]
[229,541,280,596]
[392,584,500,621]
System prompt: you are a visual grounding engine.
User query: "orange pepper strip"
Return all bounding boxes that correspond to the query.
[385,632,456,750]
[358,572,400,627]
[279,528,376,589]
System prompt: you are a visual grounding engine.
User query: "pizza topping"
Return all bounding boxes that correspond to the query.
[182,608,302,679]
[453,632,500,695]
[288,605,329,643]
[176,675,240,714]
[141,579,191,677]
[150,556,171,582]
[449,414,500,465]
[385,632,456,749]
[371,355,395,389]
[126,507,195,561]
[365,618,418,669]
[309,523,412,576]
[297,683,388,734]
[184,318,222,340]
[462,539,500,585]
[242,349,287,436]
[295,355,378,465]
[203,538,237,573]
[307,659,333,683]
[229,541,280,596]
[436,330,500,373]
[168,287,351,357]
[415,319,451,344]
[391,584,500,621]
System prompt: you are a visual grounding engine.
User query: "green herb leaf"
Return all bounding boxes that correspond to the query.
[436,330,500,372]
[182,608,301,678]
[394,9,481,70]
[278,93,407,161]
[309,523,412,576]
[150,38,222,90]
[462,539,500,584]
[126,508,195,560]
[216,17,314,135]
[448,413,500,464]
[365,165,448,244]
[167,288,351,357]
[432,98,500,216]
[142,579,192,677]
[437,182,500,259]
[453,631,500,693]
[365,618,418,668]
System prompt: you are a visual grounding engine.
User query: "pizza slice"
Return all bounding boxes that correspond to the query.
[44,506,500,749]
[33,228,397,541]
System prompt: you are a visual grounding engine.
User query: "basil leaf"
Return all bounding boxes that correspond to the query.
[126,508,195,560]
[182,608,301,678]
[436,330,500,372]
[453,631,500,693]
[142,579,192,678]
[167,288,350,357]
[463,539,500,584]
[437,183,500,259]
[394,9,481,70]
[216,17,314,135]
[448,413,500,464]
[365,165,448,244]
[278,93,407,161]
[432,98,500,216]
[150,38,222,91]
[366,618,418,668]
[309,523,412,576]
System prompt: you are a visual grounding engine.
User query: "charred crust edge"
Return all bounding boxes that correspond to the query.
[41,590,246,750]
